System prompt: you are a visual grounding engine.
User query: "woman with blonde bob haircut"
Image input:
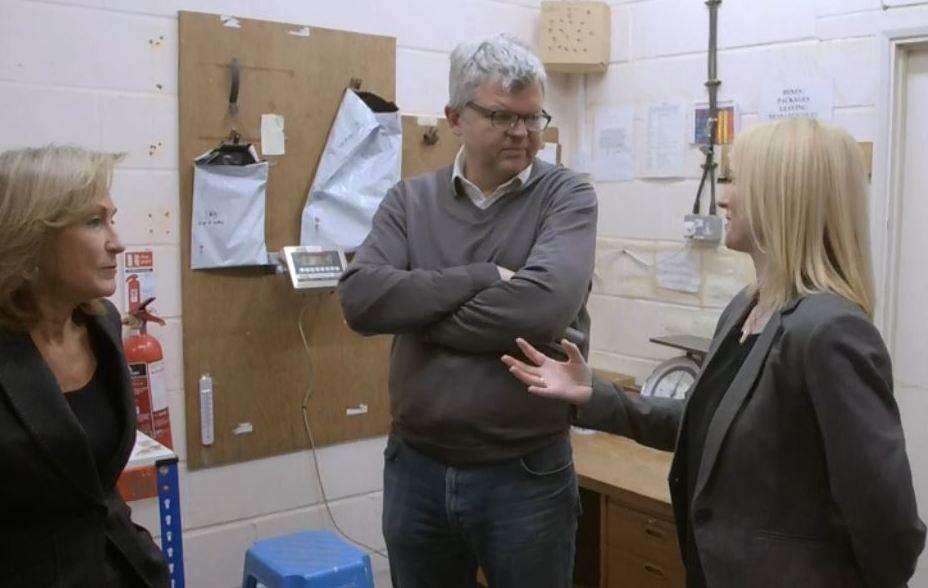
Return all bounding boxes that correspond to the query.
[0,145,169,587]
[503,118,925,587]
[734,117,874,318]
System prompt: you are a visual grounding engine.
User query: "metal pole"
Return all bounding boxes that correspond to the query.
[694,0,722,216]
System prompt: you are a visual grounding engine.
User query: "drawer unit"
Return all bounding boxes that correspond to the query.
[602,496,685,587]
[603,544,686,588]
[571,431,682,588]
[604,496,680,565]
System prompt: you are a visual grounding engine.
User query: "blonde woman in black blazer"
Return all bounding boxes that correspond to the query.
[503,118,926,587]
[0,146,169,587]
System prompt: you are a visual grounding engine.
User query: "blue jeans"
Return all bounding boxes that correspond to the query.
[382,433,579,588]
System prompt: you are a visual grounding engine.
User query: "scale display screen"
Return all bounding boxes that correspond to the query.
[282,246,347,291]
[292,251,341,274]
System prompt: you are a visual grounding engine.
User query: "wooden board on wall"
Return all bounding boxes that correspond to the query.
[402,116,560,175]
[179,12,564,470]
[178,12,398,470]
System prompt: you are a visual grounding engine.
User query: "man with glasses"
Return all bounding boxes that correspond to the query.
[339,34,597,588]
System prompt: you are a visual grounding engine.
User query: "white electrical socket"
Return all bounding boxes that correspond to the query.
[684,214,723,243]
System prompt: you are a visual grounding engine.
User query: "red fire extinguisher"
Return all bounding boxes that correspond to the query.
[124,297,173,449]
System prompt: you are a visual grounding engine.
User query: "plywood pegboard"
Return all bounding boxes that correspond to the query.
[179,11,397,470]
[178,11,564,470]
[402,116,560,173]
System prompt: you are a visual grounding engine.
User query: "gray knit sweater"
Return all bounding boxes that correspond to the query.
[338,160,597,464]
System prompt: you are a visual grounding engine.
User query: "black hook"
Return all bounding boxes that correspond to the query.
[229,58,241,116]
[423,127,439,146]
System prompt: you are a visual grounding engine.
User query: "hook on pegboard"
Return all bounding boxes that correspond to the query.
[423,127,439,146]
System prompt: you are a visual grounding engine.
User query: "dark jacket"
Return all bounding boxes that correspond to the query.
[0,299,170,587]
[578,290,926,587]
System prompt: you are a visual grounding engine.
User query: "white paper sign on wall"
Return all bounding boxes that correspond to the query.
[641,102,686,179]
[656,248,701,294]
[124,248,156,314]
[760,79,835,122]
[592,105,635,182]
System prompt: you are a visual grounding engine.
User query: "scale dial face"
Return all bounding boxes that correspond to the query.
[641,356,700,400]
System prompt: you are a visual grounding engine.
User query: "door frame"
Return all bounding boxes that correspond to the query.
[873,27,928,352]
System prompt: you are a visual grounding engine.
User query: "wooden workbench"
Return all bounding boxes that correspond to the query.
[571,431,685,587]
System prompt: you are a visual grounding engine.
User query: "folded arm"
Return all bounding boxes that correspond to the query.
[338,186,501,335]
[424,180,597,353]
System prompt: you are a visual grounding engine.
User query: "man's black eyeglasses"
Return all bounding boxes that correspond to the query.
[465,101,552,132]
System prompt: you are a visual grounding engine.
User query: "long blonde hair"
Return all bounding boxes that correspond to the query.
[0,145,122,330]
[731,118,874,316]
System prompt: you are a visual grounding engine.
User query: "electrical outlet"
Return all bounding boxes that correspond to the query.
[684,214,723,243]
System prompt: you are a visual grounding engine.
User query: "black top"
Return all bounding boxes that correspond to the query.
[683,310,758,588]
[64,360,121,481]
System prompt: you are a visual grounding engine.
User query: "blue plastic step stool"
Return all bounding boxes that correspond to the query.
[242,530,374,588]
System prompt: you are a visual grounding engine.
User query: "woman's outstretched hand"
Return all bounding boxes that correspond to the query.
[502,338,594,405]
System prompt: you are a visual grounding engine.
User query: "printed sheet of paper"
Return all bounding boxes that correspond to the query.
[592,106,635,182]
[656,248,701,294]
[260,114,286,155]
[760,79,834,122]
[641,102,686,178]
[538,142,560,165]
[123,248,156,313]
[693,101,738,145]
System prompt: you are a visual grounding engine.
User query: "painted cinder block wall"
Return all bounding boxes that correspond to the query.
[0,0,573,585]
[584,2,928,584]
[3,0,927,584]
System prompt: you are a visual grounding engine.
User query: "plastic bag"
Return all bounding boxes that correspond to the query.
[191,143,270,269]
[300,89,402,252]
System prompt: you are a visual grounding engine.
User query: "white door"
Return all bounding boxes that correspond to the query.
[890,45,928,586]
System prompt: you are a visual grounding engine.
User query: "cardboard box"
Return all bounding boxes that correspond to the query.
[540,1,611,74]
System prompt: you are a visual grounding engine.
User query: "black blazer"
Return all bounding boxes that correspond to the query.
[0,300,169,587]
[578,290,926,587]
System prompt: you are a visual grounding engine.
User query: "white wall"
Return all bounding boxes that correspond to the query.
[584,0,900,379]
[0,1,575,586]
[584,0,928,584]
[4,0,927,585]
